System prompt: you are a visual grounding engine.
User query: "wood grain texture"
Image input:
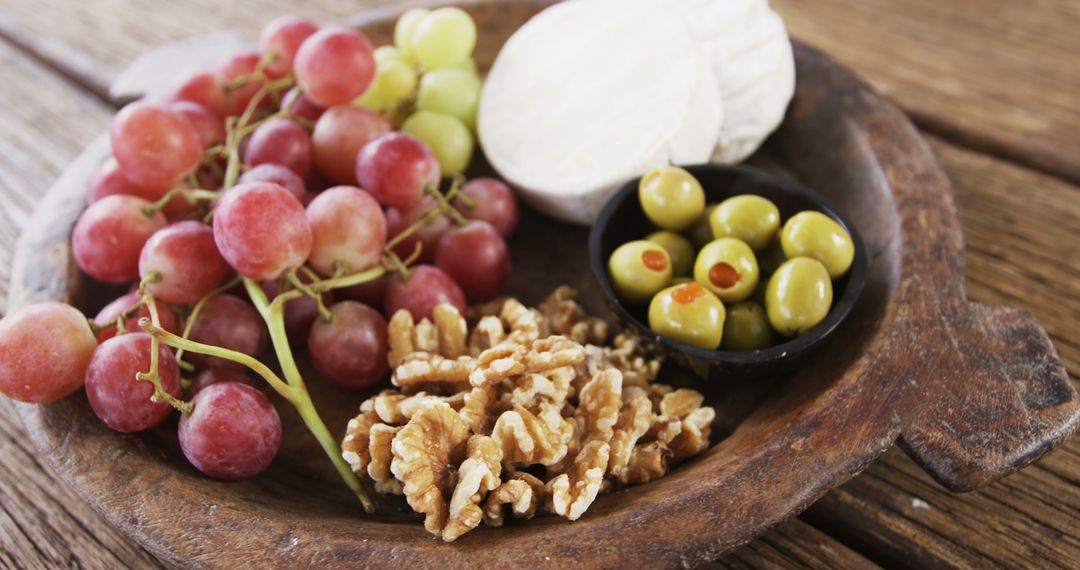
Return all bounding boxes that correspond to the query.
[803,136,1080,569]
[771,0,1080,184]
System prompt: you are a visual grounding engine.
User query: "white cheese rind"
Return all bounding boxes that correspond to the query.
[677,0,796,164]
[478,0,703,225]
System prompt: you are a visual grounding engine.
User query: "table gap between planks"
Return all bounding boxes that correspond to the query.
[0,0,1075,568]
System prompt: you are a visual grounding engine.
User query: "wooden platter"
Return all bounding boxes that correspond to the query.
[8,1,1078,567]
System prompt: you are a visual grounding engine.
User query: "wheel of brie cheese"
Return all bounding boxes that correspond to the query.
[478,0,795,225]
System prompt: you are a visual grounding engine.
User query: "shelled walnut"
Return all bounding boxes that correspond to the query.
[341,287,716,542]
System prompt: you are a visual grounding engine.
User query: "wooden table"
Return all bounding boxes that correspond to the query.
[0,1,1076,567]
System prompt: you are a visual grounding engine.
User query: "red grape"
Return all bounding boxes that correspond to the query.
[356,132,440,211]
[217,51,267,116]
[243,118,312,178]
[385,197,451,264]
[338,275,388,309]
[85,333,181,433]
[166,70,229,117]
[384,265,466,320]
[73,195,167,283]
[281,87,325,123]
[238,163,312,205]
[212,182,312,280]
[0,302,97,403]
[293,27,375,107]
[139,221,233,304]
[110,101,202,192]
[435,221,510,302]
[94,291,181,343]
[88,157,164,205]
[179,382,281,479]
[454,178,519,238]
[187,294,268,370]
[259,16,318,79]
[169,100,225,150]
[261,274,333,342]
[308,301,388,390]
[188,368,259,396]
[311,105,390,184]
[306,186,386,275]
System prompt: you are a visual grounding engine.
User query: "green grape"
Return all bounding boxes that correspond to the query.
[416,68,481,130]
[394,9,429,60]
[375,59,419,103]
[410,7,477,70]
[374,45,406,65]
[354,83,390,112]
[401,111,475,175]
[453,58,478,75]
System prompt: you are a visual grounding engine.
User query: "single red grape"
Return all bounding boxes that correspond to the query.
[384,265,466,320]
[139,221,233,304]
[306,186,386,276]
[356,132,440,211]
[166,70,229,117]
[454,178,519,238]
[110,101,202,193]
[293,27,375,107]
[212,182,312,280]
[87,157,165,205]
[187,368,260,396]
[179,382,281,479]
[311,105,390,184]
[259,16,319,79]
[281,87,325,123]
[238,163,312,205]
[261,274,333,343]
[338,275,388,309]
[385,197,451,264]
[85,333,181,433]
[435,221,510,303]
[308,301,388,390]
[73,195,167,283]
[217,51,266,116]
[187,294,268,370]
[169,100,225,150]
[94,291,181,343]
[0,302,97,403]
[243,118,312,178]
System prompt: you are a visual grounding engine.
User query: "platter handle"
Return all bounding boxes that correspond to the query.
[899,302,1078,491]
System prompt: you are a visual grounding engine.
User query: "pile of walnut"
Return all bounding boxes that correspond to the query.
[341,286,716,542]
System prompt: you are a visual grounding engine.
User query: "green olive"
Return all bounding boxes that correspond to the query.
[646,230,694,276]
[779,211,854,278]
[608,240,672,304]
[638,166,705,231]
[687,203,719,248]
[765,257,833,336]
[693,238,759,302]
[648,281,725,349]
[710,195,780,251]
[721,301,774,351]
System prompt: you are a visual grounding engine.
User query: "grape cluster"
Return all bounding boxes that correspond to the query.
[0,11,518,510]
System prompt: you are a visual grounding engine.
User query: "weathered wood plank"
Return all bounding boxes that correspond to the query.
[0,39,110,316]
[803,136,1080,569]
[772,0,1080,183]
[717,518,879,569]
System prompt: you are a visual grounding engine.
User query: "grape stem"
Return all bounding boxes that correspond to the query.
[172,276,242,369]
[285,270,332,321]
[143,187,219,216]
[242,277,375,512]
[135,275,194,415]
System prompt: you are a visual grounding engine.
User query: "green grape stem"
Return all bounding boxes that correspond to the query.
[134,276,194,416]
[172,276,241,368]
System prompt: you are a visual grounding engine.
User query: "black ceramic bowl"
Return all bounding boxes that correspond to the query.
[588,164,867,380]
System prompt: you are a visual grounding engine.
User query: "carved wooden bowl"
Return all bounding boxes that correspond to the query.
[9,1,1078,567]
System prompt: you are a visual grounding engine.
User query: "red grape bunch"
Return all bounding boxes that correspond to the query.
[0,10,517,513]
